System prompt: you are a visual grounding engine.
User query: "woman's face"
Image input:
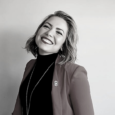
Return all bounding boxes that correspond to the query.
[35,16,68,55]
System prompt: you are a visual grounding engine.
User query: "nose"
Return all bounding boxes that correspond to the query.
[45,29,54,37]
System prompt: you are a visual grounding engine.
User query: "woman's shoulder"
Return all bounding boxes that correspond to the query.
[24,59,37,71]
[65,62,87,71]
[65,62,87,78]
[26,59,36,66]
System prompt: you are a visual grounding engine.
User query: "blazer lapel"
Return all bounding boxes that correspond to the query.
[22,59,36,83]
[51,55,63,115]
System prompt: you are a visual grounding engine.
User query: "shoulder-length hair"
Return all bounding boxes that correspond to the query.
[25,11,78,65]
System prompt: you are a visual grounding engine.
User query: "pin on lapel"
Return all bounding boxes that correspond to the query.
[54,81,58,86]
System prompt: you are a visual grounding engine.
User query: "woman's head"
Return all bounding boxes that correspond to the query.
[35,16,68,56]
[25,11,78,64]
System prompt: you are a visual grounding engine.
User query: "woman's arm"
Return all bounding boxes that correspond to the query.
[12,61,30,115]
[12,95,22,115]
[70,66,94,115]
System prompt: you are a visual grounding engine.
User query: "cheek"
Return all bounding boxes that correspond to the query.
[56,37,66,46]
[35,34,41,46]
[35,29,43,41]
[36,28,45,37]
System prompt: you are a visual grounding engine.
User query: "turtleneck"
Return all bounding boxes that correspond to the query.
[37,53,58,66]
[19,53,58,115]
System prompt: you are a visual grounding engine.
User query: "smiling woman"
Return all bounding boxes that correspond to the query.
[12,11,94,115]
[35,16,68,55]
[25,11,78,64]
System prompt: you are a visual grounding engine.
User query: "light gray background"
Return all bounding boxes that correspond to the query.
[0,0,115,115]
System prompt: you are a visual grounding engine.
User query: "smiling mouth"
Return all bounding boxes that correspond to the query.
[41,37,53,45]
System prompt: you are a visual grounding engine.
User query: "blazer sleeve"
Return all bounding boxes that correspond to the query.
[12,61,30,115]
[70,66,94,115]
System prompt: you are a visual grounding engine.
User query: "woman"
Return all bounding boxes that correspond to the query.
[12,11,94,115]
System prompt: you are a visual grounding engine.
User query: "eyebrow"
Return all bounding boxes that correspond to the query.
[45,22,64,34]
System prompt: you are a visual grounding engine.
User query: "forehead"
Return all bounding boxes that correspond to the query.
[45,16,68,32]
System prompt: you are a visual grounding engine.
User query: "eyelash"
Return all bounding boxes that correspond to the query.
[43,25,50,28]
[56,31,62,35]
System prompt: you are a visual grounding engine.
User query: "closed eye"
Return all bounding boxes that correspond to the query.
[43,25,50,28]
[56,31,63,35]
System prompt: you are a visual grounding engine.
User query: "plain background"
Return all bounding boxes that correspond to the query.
[0,0,115,115]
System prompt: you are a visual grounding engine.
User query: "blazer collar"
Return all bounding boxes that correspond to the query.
[55,54,63,64]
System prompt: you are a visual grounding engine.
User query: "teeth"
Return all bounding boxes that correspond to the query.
[42,38,52,44]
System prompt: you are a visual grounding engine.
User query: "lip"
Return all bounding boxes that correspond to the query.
[41,36,53,45]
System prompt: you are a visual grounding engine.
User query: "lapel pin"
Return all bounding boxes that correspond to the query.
[54,81,58,86]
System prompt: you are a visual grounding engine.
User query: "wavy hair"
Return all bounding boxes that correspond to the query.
[25,11,78,65]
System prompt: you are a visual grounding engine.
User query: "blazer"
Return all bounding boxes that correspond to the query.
[12,55,94,115]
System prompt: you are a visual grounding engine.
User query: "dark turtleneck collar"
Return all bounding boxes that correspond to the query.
[36,53,58,65]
